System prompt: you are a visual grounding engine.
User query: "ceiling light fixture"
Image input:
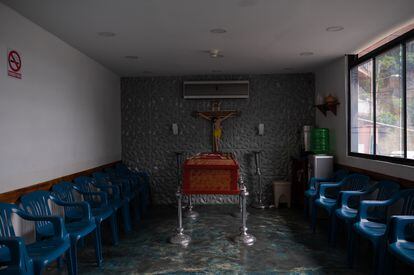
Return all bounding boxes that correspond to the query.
[326,26,344,32]
[210,28,227,34]
[209,49,224,58]
[97,31,116,37]
[299,52,314,56]
[125,55,139,60]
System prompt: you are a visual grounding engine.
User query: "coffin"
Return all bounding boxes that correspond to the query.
[182,153,240,195]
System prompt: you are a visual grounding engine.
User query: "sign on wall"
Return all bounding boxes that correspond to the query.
[7,49,22,79]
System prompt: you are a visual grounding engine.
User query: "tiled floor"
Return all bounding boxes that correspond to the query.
[45,205,387,274]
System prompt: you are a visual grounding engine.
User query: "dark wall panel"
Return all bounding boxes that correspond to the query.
[121,74,315,204]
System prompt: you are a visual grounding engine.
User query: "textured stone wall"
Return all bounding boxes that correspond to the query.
[121,74,315,205]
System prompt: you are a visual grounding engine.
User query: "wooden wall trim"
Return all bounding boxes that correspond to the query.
[336,163,414,188]
[0,161,121,203]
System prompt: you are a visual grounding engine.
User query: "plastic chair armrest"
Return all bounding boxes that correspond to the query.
[93,183,121,199]
[340,190,370,208]
[50,196,92,221]
[0,237,27,266]
[389,215,414,242]
[312,177,334,184]
[73,187,109,205]
[358,199,394,220]
[15,210,66,238]
[319,182,342,197]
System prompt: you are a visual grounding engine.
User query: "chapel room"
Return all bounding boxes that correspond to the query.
[1,1,414,274]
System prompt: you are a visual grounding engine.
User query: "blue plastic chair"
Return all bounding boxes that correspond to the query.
[20,190,99,275]
[304,169,348,218]
[0,202,71,275]
[311,174,370,238]
[352,189,414,274]
[334,180,400,263]
[75,176,132,233]
[52,181,115,264]
[93,171,141,224]
[387,215,414,268]
[113,163,150,214]
[74,176,131,234]
[72,178,120,245]
[105,167,144,219]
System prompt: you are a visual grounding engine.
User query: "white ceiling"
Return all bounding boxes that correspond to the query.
[2,0,414,76]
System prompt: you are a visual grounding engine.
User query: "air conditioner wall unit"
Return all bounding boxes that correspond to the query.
[183,80,249,99]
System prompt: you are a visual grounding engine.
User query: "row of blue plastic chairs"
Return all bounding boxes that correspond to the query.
[0,163,150,275]
[304,170,414,274]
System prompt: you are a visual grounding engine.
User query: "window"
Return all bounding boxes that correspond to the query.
[375,46,403,157]
[408,40,414,159]
[349,30,414,165]
[350,61,374,154]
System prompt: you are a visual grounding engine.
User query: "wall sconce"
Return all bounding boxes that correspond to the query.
[258,123,264,136]
[315,94,340,116]
[172,123,179,135]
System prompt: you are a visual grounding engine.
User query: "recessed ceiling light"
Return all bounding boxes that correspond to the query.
[209,49,224,58]
[124,55,139,60]
[210,28,227,34]
[299,52,314,56]
[326,26,344,32]
[97,31,116,37]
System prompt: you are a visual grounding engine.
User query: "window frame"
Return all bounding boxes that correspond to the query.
[347,29,414,166]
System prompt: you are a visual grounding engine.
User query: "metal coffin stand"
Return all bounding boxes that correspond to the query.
[169,177,256,246]
[169,187,191,246]
[251,150,266,209]
[169,152,256,246]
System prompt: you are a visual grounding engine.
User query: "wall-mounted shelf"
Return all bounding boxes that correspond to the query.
[316,102,340,116]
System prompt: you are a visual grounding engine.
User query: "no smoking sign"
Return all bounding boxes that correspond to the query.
[7,49,22,79]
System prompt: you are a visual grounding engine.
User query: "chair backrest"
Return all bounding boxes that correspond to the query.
[73,176,97,202]
[0,203,17,238]
[341,174,370,191]
[106,168,122,182]
[92,172,110,184]
[52,181,76,203]
[20,191,53,235]
[366,180,400,222]
[384,190,414,217]
[52,181,80,219]
[376,180,400,201]
[333,169,348,182]
[115,163,131,174]
[74,176,95,185]
[104,167,116,175]
[393,190,414,237]
[400,189,414,216]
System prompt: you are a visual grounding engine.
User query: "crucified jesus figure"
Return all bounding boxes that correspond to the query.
[193,101,240,152]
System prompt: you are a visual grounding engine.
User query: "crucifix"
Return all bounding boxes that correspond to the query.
[193,101,240,152]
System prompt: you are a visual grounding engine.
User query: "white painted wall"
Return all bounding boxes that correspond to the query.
[0,3,121,193]
[315,56,414,181]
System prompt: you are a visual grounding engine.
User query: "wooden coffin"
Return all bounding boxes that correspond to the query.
[182,153,240,195]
